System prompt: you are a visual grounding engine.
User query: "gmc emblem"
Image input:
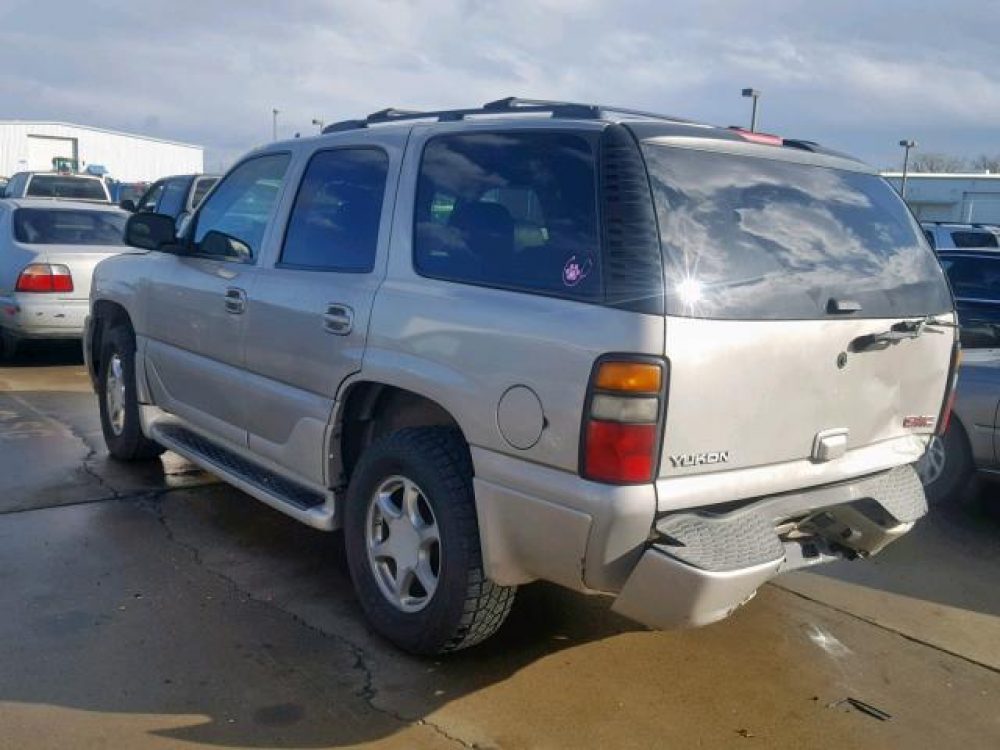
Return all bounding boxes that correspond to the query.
[903,416,936,428]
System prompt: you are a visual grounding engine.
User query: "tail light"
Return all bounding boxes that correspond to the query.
[937,342,962,436]
[581,357,667,484]
[16,264,74,293]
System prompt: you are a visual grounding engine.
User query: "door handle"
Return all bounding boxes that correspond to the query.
[224,287,247,315]
[323,303,354,335]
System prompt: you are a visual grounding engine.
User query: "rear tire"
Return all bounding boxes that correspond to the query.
[97,325,164,461]
[0,329,19,362]
[917,420,973,504]
[344,427,516,655]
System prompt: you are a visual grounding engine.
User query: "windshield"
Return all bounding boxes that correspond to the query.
[13,208,126,246]
[642,145,954,320]
[26,175,108,201]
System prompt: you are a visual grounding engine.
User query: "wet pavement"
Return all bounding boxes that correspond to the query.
[1,343,998,749]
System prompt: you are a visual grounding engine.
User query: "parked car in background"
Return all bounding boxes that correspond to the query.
[922,222,1000,251]
[123,174,219,228]
[109,181,148,207]
[0,199,130,359]
[0,177,8,193]
[918,250,1000,500]
[3,171,112,203]
[87,98,955,654]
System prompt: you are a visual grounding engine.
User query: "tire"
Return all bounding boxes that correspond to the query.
[344,427,516,655]
[0,329,19,362]
[97,324,164,461]
[917,420,973,504]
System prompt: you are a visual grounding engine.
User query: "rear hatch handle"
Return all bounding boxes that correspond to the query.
[850,316,957,353]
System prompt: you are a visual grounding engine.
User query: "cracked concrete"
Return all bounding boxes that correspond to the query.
[1,348,999,749]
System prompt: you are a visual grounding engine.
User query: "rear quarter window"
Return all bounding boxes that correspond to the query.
[26,175,108,201]
[413,131,602,302]
[951,230,1000,249]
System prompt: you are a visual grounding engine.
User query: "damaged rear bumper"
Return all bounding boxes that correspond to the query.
[612,465,926,629]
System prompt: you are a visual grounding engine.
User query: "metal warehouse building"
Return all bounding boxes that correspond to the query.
[882,172,1000,225]
[0,121,203,182]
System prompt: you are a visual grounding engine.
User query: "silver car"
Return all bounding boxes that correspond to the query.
[85,98,957,654]
[0,198,129,359]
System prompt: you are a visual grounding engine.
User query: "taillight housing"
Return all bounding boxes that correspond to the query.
[937,341,962,436]
[15,264,74,293]
[581,356,668,484]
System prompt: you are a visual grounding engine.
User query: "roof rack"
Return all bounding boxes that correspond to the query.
[321,97,694,134]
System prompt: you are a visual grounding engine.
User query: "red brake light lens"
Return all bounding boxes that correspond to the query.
[584,421,657,483]
[15,264,74,293]
[937,345,963,436]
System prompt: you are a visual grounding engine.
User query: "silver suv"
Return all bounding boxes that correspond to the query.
[85,98,958,654]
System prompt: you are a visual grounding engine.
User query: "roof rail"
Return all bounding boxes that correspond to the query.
[321,97,692,134]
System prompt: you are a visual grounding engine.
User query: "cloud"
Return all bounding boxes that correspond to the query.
[0,0,997,170]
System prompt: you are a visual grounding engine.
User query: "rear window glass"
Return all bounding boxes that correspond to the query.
[951,230,999,249]
[13,208,126,245]
[414,132,602,301]
[191,177,217,208]
[938,256,1000,300]
[26,175,108,201]
[643,145,953,319]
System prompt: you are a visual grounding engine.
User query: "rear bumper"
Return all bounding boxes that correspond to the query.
[0,294,88,339]
[472,447,927,630]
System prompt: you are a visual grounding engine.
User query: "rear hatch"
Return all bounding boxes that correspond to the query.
[639,139,956,493]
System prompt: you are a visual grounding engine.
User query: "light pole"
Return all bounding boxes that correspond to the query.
[312,118,325,132]
[741,88,761,132]
[899,139,917,198]
[272,108,280,141]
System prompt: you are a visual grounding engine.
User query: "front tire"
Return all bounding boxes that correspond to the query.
[344,427,516,655]
[917,420,973,504]
[0,329,19,362]
[97,325,164,461]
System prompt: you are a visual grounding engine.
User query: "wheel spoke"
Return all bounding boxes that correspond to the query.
[394,565,415,599]
[414,559,437,597]
[402,480,422,525]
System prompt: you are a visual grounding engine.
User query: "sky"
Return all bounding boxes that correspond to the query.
[1,0,997,172]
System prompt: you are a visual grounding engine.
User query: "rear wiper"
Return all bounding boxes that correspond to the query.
[850,316,956,353]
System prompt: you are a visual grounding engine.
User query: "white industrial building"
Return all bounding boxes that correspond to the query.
[882,172,1000,224]
[0,121,203,182]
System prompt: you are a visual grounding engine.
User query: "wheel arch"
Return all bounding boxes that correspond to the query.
[332,380,467,490]
[89,299,135,387]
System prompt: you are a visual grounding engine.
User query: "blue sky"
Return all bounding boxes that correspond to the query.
[1,0,997,171]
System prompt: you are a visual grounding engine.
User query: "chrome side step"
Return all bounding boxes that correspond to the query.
[148,419,337,531]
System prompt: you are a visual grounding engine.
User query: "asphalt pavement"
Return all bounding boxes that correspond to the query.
[1,341,998,749]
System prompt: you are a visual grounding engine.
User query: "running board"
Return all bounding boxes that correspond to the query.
[149,421,338,531]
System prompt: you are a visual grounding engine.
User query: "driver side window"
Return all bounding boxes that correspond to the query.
[192,153,290,262]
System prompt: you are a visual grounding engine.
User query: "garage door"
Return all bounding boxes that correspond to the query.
[26,135,78,172]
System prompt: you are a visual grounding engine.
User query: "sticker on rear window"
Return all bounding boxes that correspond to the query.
[563,255,593,287]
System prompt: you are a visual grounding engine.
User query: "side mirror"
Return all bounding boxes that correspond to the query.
[125,212,179,252]
[119,199,136,212]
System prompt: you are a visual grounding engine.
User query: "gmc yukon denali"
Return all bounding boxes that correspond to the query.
[85,98,958,654]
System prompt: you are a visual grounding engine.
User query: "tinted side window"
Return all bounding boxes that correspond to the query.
[280,148,388,272]
[939,256,1000,299]
[158,179,188,217]
[138,181,165,212]
[191,177,217,209]
[192,153,290,262]
[951,231,999,249]
[414,132,601,301]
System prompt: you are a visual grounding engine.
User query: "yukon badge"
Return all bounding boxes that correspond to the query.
[670,451,730,468]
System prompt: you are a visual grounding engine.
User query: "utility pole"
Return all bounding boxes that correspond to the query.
[272,108,280,141]
[741,88,761,132]
[899,139,917,198]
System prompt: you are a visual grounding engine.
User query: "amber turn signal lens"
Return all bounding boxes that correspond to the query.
[594,362,662,393]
